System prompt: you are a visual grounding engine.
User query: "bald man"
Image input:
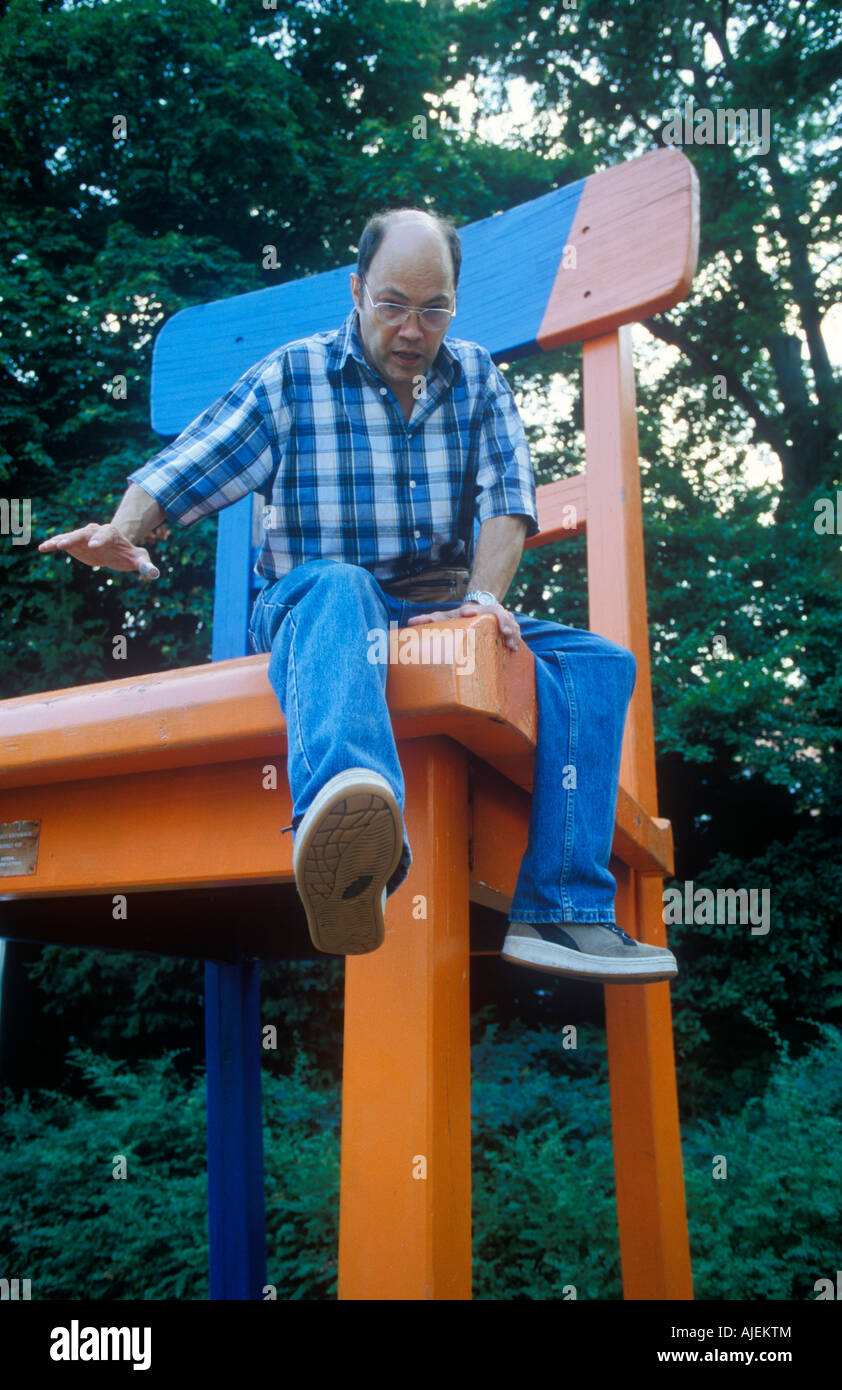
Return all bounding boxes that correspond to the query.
[40,207,677,984]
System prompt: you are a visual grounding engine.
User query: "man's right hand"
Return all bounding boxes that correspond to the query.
[38,523,160,582]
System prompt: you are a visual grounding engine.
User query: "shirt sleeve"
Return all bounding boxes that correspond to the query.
[473,361,540,538]
[127,359,288,527]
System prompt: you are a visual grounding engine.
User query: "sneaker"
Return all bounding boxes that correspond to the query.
[292,768,403,956]
[501,921,678,982]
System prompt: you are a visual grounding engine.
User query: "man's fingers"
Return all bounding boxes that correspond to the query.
[38,523,158,578]
[39,524,98,551]
[405,604,520,649]
[406,609,449,624]
[461,602,521,649]
[39,532,80,550]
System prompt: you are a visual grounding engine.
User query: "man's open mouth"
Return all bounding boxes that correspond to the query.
[394,351,421,363]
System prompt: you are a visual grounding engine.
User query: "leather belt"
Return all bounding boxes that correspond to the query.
[378,566,470,604]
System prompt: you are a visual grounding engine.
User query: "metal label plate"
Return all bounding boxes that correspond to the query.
[0,821,41,876]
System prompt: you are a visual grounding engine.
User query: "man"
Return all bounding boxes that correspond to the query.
[40,207,677,984]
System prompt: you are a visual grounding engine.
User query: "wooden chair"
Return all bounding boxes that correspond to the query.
[0,146,698,1300]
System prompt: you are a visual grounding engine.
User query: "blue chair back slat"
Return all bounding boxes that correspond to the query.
[212,500,259,662]
[151,181,584,435]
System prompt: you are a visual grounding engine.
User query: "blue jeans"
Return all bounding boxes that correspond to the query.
[248,559,637,924]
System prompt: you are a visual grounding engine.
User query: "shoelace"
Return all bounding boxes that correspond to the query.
[605,922,638,946]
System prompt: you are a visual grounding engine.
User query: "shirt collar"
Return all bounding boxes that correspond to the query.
[326,306,461,389]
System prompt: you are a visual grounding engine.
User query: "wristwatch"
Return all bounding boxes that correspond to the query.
[464,589,498,606]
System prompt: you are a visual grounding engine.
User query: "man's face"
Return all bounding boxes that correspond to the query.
[351,222,455,396]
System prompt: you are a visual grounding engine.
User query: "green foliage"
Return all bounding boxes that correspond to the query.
[3,1021,839,1300]
[0,1048,209,1299]
[23,947,206,1066]
[682,1023,842,1300]
[262,1048,341,1300]
[471,1022,623,1299]
[667,828,842,1115]
[21,946,346,1084]
[472,1017,842,1299]
[456,0,842,493]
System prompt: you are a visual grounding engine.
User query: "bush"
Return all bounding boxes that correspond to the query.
[0,1048,208,1299]
[1,1022,839,1300]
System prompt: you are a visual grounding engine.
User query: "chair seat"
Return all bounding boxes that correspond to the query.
[0,614,672,949]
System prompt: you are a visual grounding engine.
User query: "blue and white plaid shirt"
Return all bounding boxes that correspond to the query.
[128,307,539,584]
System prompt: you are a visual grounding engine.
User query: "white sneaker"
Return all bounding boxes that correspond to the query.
[292,768,403,955]
[502,920,678,982]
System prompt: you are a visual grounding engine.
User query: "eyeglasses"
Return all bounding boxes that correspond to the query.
[361,279,455,331]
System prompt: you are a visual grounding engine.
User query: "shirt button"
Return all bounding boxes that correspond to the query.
[379,387,387,396]
[409,480,416,489]
[414,530,421,539]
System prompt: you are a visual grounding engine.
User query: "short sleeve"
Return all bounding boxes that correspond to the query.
[127,359,289,527]
[473,362,539,538]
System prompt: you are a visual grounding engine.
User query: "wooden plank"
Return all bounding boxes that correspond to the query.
[525,474,588,548]
[151,189,585,433]
[0,743,672,913]
[583,328,693,1301]
[204,960,267,1299]
[206,505,268,1304]
[212,495,258,664]
[0,620,536,792]
[537,148,699,350]
[0,759,294,901]
[338,739,472,1300]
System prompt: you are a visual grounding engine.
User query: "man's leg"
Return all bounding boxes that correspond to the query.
[249,560,413,953]
[501,613,677,981]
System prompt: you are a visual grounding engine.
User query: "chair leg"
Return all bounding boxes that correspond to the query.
[604,863,694,1298]
[205,959,267,1299]
[338,737,472,1300]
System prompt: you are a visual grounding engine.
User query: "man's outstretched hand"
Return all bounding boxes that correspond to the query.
[38,523,160,582]
[406,600,521,651]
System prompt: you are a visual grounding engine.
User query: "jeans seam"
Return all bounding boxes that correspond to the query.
[553,649,578,914]
[286,610,314,779]
[508,909,617,924]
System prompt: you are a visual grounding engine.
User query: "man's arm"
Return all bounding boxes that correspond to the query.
[406,514,528,650]
[38,483,166,581]
[466,514,528,603]
[40,356,284,583]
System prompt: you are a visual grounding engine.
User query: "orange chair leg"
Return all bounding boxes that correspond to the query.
[338,737,472,1300]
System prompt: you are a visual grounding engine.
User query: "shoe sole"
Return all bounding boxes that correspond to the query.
[292,770,403,956]
[501,935,678,983]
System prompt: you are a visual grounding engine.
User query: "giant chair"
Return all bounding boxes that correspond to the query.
[0,146,698,1300]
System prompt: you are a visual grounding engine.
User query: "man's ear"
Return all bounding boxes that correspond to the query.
[350,272,361,309]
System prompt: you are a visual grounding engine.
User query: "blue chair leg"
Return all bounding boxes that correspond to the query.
[205,959,267,1299]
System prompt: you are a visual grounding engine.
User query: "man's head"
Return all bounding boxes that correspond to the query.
[350,208,461,395]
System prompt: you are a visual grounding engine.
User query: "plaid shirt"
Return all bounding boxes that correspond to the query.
[128,307,539,584]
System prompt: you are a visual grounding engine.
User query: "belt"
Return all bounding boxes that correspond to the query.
[378,566,470,604]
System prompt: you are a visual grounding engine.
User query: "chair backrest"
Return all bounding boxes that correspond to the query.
[148,148,698,661]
